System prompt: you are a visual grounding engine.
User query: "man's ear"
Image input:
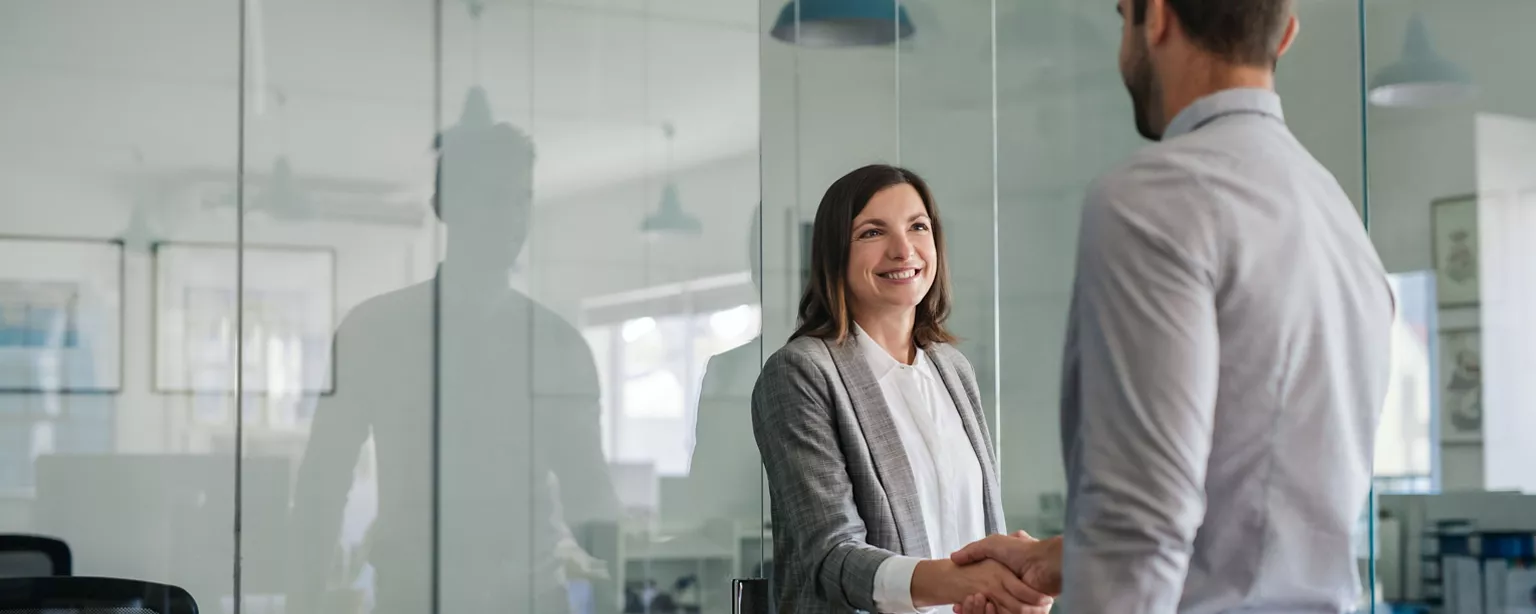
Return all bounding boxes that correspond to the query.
[1276,14,1300,59]
[1143,0,1172,45]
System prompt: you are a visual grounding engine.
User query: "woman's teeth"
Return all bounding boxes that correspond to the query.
[879,269,918,280]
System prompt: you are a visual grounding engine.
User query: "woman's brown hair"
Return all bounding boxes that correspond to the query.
[790,164,955,347]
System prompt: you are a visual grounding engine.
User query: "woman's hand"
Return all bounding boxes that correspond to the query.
[911,559,1052,614]
[952,531,1062,597]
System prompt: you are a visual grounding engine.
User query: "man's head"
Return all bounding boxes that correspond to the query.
[1117,0,1299,140]
[434,88,537,269]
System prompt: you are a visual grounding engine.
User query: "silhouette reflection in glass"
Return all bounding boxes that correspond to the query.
[289,87,619,614]
[682,205,768,588]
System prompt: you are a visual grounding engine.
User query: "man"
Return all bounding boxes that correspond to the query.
[289,88,619,614]
[952,0,1394,612]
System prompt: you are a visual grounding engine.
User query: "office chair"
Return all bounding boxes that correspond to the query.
[0,576,197,614]
[0,535,70,578]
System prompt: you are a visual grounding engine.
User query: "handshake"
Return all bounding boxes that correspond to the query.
[913,531,1063,614]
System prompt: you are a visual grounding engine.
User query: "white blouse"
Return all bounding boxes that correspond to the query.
[853,325,988,614]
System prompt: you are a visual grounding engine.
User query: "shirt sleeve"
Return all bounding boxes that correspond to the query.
[873,555,924,614]
[1059,167,1222,613]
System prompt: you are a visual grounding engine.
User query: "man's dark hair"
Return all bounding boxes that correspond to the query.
[1132,0,1292,66]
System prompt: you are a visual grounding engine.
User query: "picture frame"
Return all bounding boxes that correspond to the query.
[152,242,336,397]
[1431,195,1480,307]
[0,236,124,394]
[1437,327,1482,444]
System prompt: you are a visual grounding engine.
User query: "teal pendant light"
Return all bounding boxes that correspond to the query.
[1369,14,1475,108]
[770,0,915,47]
[641,123,702,237]
[642,183,702,236]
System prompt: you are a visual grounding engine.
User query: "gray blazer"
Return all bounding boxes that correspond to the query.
[751,334,1006,614]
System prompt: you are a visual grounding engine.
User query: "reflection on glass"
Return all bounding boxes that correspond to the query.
[1376,272,1434,495]
[0,0,244,608]
[17,0,1498,611]
[1368,3,1536,612]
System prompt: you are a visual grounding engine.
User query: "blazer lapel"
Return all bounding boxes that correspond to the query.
[927,347,1006,535]
[823,337,931,558]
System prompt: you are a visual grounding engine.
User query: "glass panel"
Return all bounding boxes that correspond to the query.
[0,0,241,609]
[1366,1,1536,611]
[262,2,436,614]
[439,2,764,614]
[898,0,999,443]
[755,2,909,610]
[994,0,1139,551]
[273,1,765,614]
[760,0,902,360]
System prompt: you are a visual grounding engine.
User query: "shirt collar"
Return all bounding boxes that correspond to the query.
[1162,87,1285,140]
[852,322,929,382]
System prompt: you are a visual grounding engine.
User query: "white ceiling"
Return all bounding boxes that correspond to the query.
[0,0,1153,217]
[0,0,761,210]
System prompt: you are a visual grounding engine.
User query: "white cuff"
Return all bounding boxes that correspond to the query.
[873,555,924,614]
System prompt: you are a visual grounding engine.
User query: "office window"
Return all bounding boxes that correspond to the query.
[1375,272,1435,493]
[584,300,759,477]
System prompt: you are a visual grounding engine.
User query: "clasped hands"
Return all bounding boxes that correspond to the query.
[912,531,1062,614]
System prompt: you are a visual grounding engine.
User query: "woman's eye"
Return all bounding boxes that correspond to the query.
[912,222,930,232]
[858,229,882,239]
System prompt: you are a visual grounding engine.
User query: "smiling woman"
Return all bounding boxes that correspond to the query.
[751,164,1053,614]
[792,164,953,350]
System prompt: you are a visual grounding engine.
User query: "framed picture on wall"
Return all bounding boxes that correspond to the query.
[152,242,336,397]
[1438,326,1482,444]
[1431,195,1480,307]
[0,236,124,394]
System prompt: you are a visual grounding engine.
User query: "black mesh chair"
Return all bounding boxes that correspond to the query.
[0,577,196,614]
[0,536,70,578]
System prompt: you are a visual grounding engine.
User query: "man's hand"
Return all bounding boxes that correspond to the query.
[911,558,1052,613]
[957,593,1011,614]
[952,531,1064,597]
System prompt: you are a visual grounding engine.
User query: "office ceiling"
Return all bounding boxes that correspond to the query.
[0,0,1178,216]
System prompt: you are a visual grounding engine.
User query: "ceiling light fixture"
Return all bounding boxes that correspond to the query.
[770,0,915,47]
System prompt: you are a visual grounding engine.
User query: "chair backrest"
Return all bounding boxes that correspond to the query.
[0,577,196,614]
[0,536,70,578]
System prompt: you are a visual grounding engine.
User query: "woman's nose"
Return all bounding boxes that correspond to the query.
[887,235,915,260]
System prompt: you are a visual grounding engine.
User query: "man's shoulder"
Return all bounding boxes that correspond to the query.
[336,280,433,334]
[1084,144,1218,227]
[1096,132,1242,187]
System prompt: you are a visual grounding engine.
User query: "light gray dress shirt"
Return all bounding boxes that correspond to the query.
[1057,88,1394,614]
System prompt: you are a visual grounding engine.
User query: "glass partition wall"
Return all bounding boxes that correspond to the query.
[1,1,765,613]
[1365,0,1536,612]
[9,0,1523,612]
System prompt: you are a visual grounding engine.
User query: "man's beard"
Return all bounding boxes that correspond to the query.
[1124,49,1162,141]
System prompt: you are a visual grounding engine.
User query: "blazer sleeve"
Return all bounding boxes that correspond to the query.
[752,345,897,612]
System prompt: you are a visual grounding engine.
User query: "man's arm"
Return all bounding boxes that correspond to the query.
[288,320,374,612]
[1060,171,1221,613]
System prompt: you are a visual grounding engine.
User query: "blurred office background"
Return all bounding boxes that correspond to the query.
[0,0,1530,612]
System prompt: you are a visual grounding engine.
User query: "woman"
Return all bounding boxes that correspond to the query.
[752,165,1051,614]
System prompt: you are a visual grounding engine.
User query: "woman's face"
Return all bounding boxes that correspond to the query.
[845,183,937,318]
